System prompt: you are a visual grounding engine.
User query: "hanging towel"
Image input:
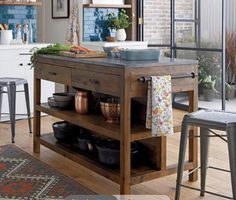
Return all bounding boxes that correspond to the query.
[65,0,80,45]
[146,76,174,137]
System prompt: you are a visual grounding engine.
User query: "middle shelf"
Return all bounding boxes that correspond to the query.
[36,103,186,142]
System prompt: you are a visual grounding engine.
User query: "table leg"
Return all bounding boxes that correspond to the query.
[120,75,131,194]
[188,90,198,182]
[33,78,41,153]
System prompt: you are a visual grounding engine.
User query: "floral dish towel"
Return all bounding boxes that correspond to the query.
[146,76,174,136]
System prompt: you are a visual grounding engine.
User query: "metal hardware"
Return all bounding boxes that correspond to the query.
[48,72,57,76]
[19,53,33,56]
[19,63,23,66]
[89,79,100,85]
[27,63,31,66]
[138,72,197,83]
[138,17,144,25]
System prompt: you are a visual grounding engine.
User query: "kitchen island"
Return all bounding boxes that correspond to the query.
[33,55,198,194]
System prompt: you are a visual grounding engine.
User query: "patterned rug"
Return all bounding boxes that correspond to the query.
[0,145,95,199]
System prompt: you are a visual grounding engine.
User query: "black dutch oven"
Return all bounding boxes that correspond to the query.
[96,139,139,166]
[77,133,100,152]
[52,121,80,143]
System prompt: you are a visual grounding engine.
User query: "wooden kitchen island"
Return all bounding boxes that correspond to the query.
[33,55,198,194]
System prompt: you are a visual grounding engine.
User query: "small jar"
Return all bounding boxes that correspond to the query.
[75,91,89,114]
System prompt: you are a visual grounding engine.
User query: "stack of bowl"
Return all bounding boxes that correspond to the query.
[48,93,75,109]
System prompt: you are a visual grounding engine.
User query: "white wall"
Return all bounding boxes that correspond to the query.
[37,0,83,43]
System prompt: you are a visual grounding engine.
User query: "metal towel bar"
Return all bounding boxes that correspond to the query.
[138,72,197,83]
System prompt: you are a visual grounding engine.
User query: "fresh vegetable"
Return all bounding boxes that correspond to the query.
[70,45,96,54]
[30,43,97,68]
[30,43,72,68]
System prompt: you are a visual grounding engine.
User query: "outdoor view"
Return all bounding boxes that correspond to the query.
[143,0,236,112]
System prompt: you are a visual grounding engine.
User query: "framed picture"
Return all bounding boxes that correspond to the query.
[52,0,70,19]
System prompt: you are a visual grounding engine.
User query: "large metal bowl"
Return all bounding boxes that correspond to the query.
[100,98,120,124]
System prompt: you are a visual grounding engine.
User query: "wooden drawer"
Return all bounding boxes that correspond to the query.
[130,65,198,97]
[35,64,71,85]
[72,69,121,96]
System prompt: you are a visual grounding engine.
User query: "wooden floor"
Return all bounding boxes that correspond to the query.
[0,117,232,200]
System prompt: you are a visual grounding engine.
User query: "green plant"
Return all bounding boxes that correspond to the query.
[30,43,71,68]
[199,75,218,92]
[107,9,131,30]
[197,51,221,94]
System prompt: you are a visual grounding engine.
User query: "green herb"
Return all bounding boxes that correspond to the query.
[30,43,71,68]
[107,9,131,30]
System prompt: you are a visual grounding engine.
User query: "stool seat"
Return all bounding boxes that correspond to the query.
[186,110,236,129]
[0,77,28,87]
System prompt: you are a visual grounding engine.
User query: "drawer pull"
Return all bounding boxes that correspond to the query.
[27,63,31,66]
[89,79,100,85]
[19,63,24,66]
[48,72,57,76]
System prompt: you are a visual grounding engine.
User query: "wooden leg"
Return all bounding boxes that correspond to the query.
[188,90,198,182]
[33,78,41,153]
[120,74,131,194]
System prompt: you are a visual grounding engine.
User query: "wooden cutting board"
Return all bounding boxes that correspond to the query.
[60,51,107,58]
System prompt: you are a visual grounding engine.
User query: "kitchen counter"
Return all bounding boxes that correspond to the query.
[0,43,51,50]
[38,54,198,68]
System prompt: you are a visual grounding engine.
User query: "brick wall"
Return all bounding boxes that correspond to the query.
[0,6,37,42]
[144,0,194,45]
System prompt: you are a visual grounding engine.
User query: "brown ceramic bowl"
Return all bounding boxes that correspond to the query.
[100,98,120,124]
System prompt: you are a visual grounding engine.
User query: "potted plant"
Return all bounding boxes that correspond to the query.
[107,9,131,41]
[199,75,218,101]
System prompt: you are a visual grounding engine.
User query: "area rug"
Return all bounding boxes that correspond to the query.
[0,145,95,199]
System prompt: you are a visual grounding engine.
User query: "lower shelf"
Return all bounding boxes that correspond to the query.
[39,134,195,185]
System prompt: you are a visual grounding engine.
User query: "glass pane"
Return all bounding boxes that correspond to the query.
[174,50,222,110]
[175,22,195,46]
[200,0,222,48]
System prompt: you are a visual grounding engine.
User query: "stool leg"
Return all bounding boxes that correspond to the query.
[175,117,189,200]
[7,84,16,143]
[200,127,210,196]
[24,83,32,134]
[0,87,2,121]
[226,127,236,199]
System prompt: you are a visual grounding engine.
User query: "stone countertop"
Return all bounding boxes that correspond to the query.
[38,54,199,69]
[0,43,51,50]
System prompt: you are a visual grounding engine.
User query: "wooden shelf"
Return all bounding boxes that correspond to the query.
[36,104,186,142]
[83,3,132,8]
[0,1,42,6]
[39,134,159,185]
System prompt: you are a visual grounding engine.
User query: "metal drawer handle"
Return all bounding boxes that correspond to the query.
[19,63,24,66]
[48,72,57,76]
[89,79,100,85]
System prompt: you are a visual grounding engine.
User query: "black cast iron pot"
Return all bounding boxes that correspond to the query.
[96,139,139,166]
[52,121,80,143]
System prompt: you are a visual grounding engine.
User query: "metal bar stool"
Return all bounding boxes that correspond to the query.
[175,110,236,200]
[0,78,32,143]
